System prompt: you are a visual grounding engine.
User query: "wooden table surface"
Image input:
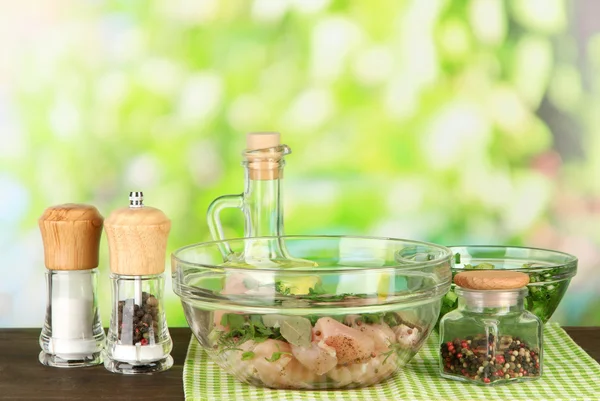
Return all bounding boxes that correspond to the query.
[0,327,598,400]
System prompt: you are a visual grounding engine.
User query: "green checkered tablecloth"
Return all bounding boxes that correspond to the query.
[183,323,600,400]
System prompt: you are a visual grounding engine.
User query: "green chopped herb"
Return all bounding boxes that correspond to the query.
[303,282,369,302]
[220,313,246,330]
[464,262,495,269]
[381,343,407,365]
[308,282,327,296]
[265,351,292,362]
[443,290,458,306]
[383,312,399,327]
[241,351,255,361]
[215,314,285,353]
[360,313,383,324]
[274,281,291,296]
[330,315,345,323]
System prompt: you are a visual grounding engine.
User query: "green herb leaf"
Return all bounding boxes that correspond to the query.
[308,282,327,296]
[330,315,345,323]
[383,312,399,327]
[249,315,264,327]
[303,283,369,302]
[464,262,495,270]
[265,351,291,362]
[241,351,255,361]
[443,290,458,306]
[360,313,384,324]
[381,343,410,365]
[274,281,291,295]
[220,313,245,330]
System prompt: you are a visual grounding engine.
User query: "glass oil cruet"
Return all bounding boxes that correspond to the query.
[103,191,173,374]
[38,203,106,367]
[207,132,315,268]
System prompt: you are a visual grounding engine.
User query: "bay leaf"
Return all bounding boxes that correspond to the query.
[261,314,287,328]
[280,316,312,348]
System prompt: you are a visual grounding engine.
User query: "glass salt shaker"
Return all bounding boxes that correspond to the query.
[439,270,543,385]
[103,192,173,374]
[38,204,106,367]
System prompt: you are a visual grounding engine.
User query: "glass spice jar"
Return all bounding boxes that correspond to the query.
[439,270,542,385]
[103,192,173,374]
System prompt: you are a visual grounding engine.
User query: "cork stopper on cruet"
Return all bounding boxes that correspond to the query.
[244,132,288,180]
[104,192,171,276]
[38,204,104,271]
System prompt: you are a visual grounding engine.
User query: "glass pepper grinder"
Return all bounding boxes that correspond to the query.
[207,132,315,267]
[38,203,106,368]
[103,191,173,374]
[439,270,543,385]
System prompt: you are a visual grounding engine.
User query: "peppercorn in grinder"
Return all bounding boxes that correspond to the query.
[38,204,106,368]
[103,192,173,374]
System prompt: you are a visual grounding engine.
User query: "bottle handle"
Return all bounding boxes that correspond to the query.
[207,194,244,256]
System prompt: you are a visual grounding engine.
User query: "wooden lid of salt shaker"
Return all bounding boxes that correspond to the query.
[454,270,530,290]
[38,204,104,271]
[244,132,286,180]
[104,192,171,276]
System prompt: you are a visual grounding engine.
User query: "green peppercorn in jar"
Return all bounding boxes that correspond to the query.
[439,270,542,385]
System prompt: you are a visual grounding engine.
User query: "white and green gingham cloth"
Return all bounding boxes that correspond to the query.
[184,323,600,400]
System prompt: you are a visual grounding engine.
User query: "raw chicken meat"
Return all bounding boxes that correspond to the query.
[291,341,338,375]
[393,324,421,347]
[251,339,319,388]
[252,339,294,387]
[313,317,375,365]
[327,353,398,387]
[344,316,396,353]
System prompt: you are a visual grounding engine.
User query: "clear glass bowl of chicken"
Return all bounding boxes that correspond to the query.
[172,236,452,389]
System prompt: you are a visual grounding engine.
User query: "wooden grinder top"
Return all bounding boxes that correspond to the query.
[104,192,171,276]
[454,270,530,290]
[38,204,104,271]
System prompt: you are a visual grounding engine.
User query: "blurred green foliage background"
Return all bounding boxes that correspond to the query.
[1,0,599,327]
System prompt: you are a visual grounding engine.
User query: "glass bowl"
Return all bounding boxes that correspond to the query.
[439,246,578,324]
[172,235,452,389]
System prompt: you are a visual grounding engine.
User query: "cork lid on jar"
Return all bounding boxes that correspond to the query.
[454,270,530,290]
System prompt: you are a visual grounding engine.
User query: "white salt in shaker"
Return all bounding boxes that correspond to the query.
[38,204,106,367]
[103,191,173,374]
